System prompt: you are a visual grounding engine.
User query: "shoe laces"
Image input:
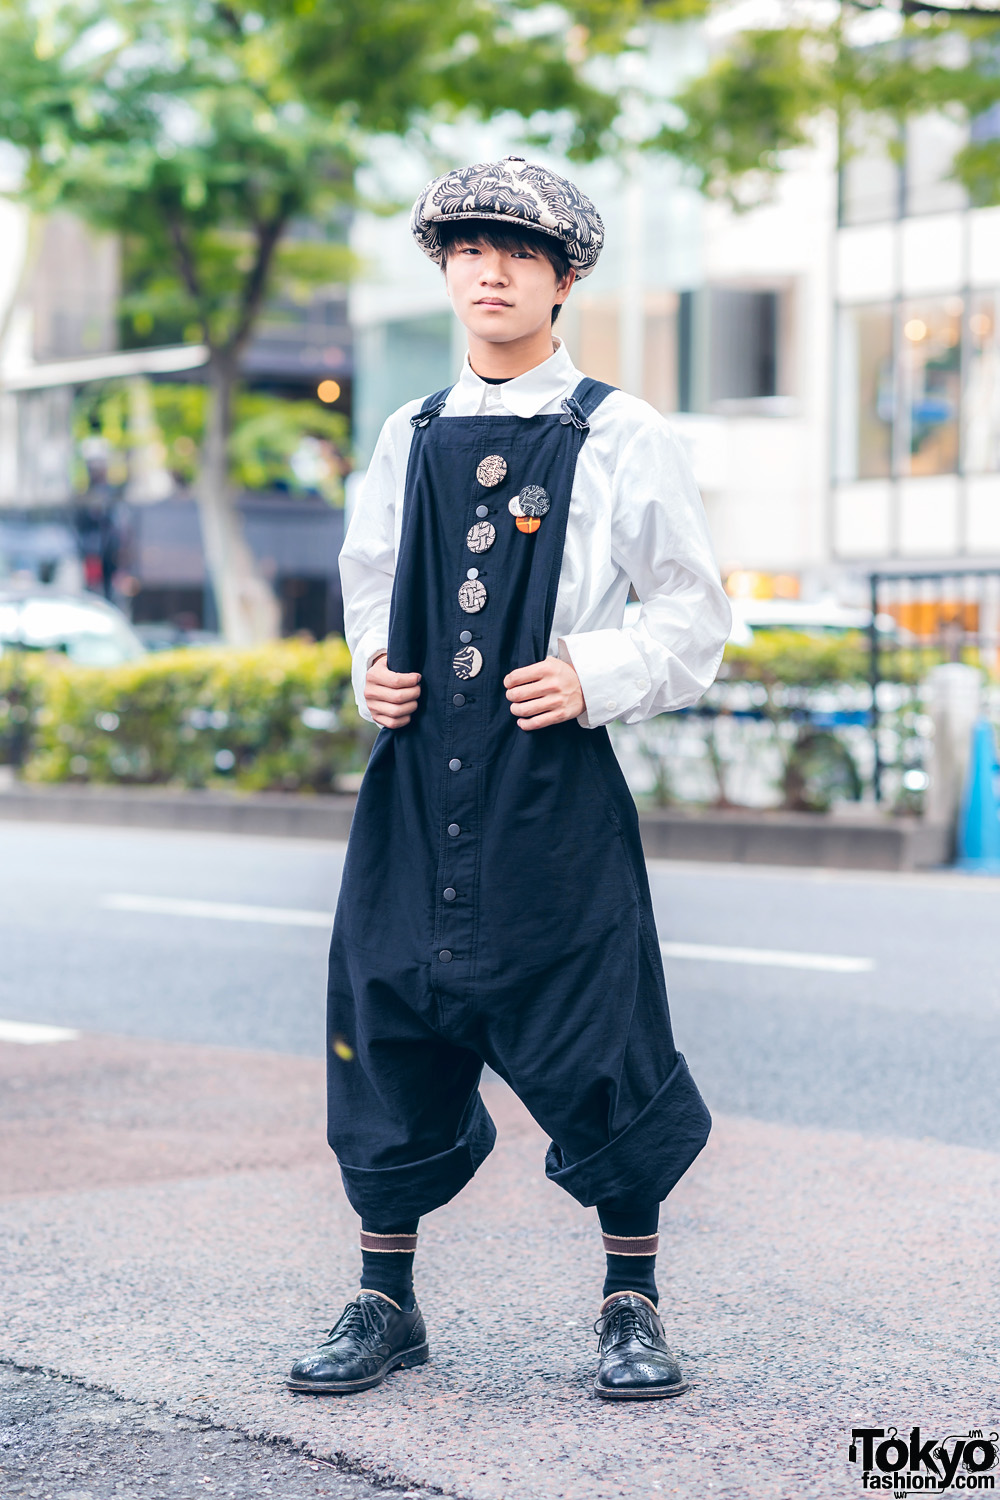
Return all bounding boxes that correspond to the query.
[594,1301,657,1350]
[324,1296,387,1347]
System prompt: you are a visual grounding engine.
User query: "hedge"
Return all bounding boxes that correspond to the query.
[0,639,373,792]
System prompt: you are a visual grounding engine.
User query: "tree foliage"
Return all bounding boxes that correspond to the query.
[659,5,1000,208]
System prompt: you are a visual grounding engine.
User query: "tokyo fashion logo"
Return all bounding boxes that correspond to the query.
[849,1427,998,1491]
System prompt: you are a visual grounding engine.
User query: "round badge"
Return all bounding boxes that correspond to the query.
[508,495,525,517]
[518,484,550,519]
[466,521,496,555]
[458,579,488,614]
[516,516,541,534]
[452,645,484,680]
[476,455,508,488]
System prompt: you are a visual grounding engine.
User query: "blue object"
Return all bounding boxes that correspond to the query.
[957,718,1000,873]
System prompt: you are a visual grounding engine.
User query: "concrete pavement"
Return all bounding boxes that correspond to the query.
[3,1027,1000,1499]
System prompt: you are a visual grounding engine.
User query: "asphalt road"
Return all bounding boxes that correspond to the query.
[3,818,1000,1500]
[1,820,998,1153]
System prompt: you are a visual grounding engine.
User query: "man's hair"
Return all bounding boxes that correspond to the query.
[436,218,572,324]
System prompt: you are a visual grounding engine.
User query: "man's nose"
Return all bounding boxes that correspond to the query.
[478,256,508,284]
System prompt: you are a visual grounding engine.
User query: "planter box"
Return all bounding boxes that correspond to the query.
[0,780,950,872]
[636,806,950,872]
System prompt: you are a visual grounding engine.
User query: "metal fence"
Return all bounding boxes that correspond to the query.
[869,567,1000,801]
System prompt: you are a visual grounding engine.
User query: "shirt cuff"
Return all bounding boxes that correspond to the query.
[558,629,651,729]
[351,632,388,725]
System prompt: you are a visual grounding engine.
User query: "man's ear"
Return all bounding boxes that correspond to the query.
[555,269,576,307]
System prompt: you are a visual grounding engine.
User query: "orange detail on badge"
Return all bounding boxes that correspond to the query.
[516,516,541,534]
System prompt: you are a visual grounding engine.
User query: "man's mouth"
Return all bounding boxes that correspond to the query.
[475,298,512,307]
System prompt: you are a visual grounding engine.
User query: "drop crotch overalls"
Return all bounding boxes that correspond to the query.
[326,378,711,1225]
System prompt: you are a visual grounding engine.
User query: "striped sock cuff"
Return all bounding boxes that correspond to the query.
[360,1231,419,1254]
[602,1232,659,1257]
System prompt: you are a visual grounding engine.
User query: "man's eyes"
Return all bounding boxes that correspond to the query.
[459,247,534,259]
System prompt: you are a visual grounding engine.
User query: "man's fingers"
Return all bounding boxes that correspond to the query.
[373,713,413,728]
[517,709,564,731]
[505,677,556,702]
[503,663,547,689]
[368,686,421,706]
[509,694,560,718]
[369,663,421,687]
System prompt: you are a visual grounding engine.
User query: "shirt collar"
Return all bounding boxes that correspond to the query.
[451,338,580,418]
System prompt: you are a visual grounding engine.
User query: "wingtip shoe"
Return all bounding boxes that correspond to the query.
[593,1291,688,1400]
[287,1290,429,1395]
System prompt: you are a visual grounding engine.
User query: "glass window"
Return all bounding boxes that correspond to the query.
[898,298,962,476]
[708,289,780,402]
[643,292,678,414]
[835,304,894,480]
[964,292,1000,473]
[840,116,900,226]
[904,112,966,216]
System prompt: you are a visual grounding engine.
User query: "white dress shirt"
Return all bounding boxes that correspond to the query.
[340,339,732,728]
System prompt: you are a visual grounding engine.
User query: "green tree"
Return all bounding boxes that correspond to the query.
[657,4,1000,208]
[0,0,679,643]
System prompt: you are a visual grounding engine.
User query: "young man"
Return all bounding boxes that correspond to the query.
[288,156,731,1401]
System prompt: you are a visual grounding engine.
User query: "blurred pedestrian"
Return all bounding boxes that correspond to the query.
[289,156,731,1402]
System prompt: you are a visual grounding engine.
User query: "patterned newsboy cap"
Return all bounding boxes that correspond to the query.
[410,156,604,278]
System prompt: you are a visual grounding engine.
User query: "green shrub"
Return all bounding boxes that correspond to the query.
[2,639,374,792]
[721,629,871,687]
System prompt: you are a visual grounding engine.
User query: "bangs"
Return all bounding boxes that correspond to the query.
[437,219,571,279]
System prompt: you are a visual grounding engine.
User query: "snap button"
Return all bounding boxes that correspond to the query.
[448,758,462,772]
[438,949,453,963]
[443,887,457,902]
[453,693,466,706]
[466,567,479,580]
[447,823,461,837]
[475,504,490,519]
[459,630,473,644]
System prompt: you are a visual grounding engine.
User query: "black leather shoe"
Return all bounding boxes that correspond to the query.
[287,1291,429,1394]
[593,1291,688,1400]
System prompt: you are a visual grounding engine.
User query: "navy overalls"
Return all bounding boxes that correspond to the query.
[327,379,711,1224]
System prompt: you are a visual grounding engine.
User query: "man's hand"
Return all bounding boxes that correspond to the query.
[504,657,584,730]
[365,653,421,728]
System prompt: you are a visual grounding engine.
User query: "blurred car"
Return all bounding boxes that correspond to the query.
[0,586,146,666]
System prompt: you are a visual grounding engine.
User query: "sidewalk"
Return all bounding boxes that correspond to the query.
[2,1030,998,1499]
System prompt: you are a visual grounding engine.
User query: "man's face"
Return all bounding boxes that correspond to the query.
[444,238,574,344]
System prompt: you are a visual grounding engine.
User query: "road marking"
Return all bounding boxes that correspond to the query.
[102,897,873,972]
[660,941,873,973]
[0,1019,80,1045]
[103,894,330,927]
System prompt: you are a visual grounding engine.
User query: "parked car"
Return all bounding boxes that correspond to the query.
[0,586,146,666]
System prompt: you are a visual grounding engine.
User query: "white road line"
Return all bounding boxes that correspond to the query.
[660,941,874,973]
[102,894,330,927]
[102,897,873,972]
[0,1019,80,1045]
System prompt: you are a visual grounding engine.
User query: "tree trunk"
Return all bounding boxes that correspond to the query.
[197,358,280,646]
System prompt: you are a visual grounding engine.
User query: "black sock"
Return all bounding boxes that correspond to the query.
[597,1198,660,1307]
[359,1219,419,1311]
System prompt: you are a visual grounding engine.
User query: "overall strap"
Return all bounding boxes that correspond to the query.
[559,377,617,432]
[410,386,453,428]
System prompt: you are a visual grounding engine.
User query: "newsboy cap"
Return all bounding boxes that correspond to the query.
[410,156,604,278]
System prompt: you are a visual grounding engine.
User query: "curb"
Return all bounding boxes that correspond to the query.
[0,782,950,871]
